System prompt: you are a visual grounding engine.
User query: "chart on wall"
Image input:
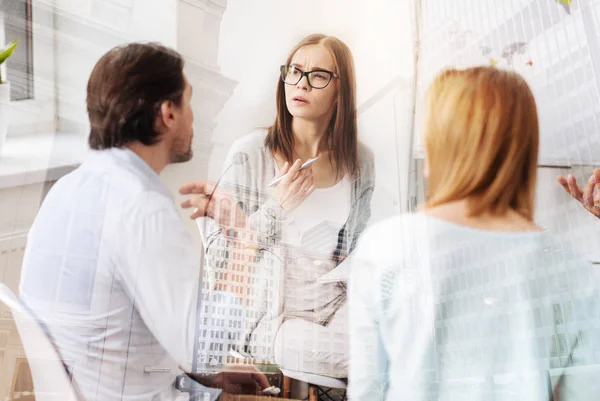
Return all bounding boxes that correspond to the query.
[413,0,600,166]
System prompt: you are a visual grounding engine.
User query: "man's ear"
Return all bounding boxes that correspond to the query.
[157,100,176,130]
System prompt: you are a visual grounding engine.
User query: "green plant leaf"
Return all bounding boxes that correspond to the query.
[0,40,19,66]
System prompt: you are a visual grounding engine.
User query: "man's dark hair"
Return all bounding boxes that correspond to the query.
[87,42,185,150]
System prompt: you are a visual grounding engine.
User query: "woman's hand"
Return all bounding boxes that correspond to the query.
[557,169,600,219]
[274,159,315,211]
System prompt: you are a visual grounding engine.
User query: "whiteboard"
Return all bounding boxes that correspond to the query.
[413,0,600,166]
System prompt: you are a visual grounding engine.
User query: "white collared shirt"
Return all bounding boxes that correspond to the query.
[20,148,218,401]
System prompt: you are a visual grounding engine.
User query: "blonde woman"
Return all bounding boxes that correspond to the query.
[349,67,600,400]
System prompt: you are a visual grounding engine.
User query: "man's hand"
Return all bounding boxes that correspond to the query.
[179,180,247,228]
[557,169,600,219]
[201,364,271,395]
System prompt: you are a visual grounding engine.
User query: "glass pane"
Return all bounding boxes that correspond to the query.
[1,0,33,101]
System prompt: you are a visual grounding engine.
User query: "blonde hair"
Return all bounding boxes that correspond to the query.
[424,66,539,220]
[265,34,359,177]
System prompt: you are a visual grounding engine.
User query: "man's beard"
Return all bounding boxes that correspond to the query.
[169,131,193,164]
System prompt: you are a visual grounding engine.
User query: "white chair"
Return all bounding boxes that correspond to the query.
[281,368,346,401]
[0,283,80,401]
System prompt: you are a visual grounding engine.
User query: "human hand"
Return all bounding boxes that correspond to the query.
[273,159,315,211]
[557,169,600,219]
[208,364,271,395]
[179,181,246,227]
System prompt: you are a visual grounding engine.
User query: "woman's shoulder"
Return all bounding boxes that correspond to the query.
[536,231,594,268]
[230,129,269,152]
[357,141,374,165]
[351,214,426,298]
[226,129,273,168]
[356,141,375,181]
[353,214,425,262]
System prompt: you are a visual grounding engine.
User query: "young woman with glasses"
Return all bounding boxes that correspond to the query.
[207,33,375,380]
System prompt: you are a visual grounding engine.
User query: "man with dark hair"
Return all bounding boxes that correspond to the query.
[19,43,267,400]
[86,43,193,162]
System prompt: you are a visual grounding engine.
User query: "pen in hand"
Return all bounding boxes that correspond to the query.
[269,157,318,187]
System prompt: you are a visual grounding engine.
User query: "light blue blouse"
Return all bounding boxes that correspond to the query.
[349,213,600,401]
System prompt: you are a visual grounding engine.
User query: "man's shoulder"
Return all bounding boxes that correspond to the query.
[46,158,176,222]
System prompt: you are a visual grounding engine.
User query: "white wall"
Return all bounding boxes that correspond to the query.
[53,0,178,132]
[177,0,226,69]
[359,86,415,223]
[210,0,416,222]
[55,0,177,44]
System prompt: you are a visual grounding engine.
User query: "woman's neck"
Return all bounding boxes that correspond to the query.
[291,117,329,160]
[423,200,542,232]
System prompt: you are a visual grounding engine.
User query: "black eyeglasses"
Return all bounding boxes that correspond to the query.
[280,65,338,89]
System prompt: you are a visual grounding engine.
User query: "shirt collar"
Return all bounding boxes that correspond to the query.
[107,147,174,200]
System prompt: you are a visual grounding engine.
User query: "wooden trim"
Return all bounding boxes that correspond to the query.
[308,386,318,401]
[9,357,34,399]
[283,375,292,398]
